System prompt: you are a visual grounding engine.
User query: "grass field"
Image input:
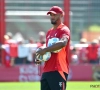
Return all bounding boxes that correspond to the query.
[0,81,100,90]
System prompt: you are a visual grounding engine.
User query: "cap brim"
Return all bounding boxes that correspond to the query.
[47,11,57,15]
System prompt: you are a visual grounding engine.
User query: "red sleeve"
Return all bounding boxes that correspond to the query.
[59,26,70,40]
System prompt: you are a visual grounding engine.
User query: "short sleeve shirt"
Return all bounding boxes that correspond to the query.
[43,23,70,74]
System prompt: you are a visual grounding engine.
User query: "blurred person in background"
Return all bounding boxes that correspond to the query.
[80,38,87,44]
[3,32,17,67]
[26,37,37,64]
[37,31,46,47]
[15,38,28,64]
[28,37,34,44]
[4,32,16,44]
[78,38,88,64]
[70,47,79,64]
[86,39,99,64]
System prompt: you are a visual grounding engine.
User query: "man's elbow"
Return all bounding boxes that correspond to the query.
[60,38,68,47]
[61,42,67,47]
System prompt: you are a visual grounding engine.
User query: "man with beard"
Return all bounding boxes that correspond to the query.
[35,6,70,90]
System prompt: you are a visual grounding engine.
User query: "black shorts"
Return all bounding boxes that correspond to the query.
[40,71,68,90]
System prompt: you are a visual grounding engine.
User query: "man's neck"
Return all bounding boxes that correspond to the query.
[53,21,62,30]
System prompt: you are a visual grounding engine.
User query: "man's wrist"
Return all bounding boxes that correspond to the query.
[43,47,48,52]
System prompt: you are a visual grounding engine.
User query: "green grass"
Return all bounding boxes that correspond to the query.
[0,81,100,90]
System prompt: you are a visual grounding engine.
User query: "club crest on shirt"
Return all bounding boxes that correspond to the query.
[55,33,57,37]
[47,35,50,39]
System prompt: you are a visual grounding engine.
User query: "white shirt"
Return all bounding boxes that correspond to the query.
[18,44,29,58]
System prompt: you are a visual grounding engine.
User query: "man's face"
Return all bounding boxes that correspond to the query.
[50,13,61,25]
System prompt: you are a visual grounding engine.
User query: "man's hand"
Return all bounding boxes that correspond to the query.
[35,54,42,64]
[35,59,42,64]
[36,48,47,56]
[35,48,47,64]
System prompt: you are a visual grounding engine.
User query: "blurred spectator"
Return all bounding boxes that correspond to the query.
[4,32,16,44]
[80,38,87,44]
[78,38,88,63]
[70,47,79,64]
[28,37,34,44]
[3,32,17,67]
[37,31,46,47]
[26,38,37,64]
[15,38,28,64]
[26,44,37,64]
[86,39,99,64]
[9,43,18,66]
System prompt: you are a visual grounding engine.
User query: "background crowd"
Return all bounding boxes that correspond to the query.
[0,31,100,67]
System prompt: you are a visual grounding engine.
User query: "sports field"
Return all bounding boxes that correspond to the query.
[0,81,100,90]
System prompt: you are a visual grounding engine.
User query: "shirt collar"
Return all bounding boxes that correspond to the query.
[57,23,64,29]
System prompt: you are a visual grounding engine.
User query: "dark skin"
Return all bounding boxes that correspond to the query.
[35,13,68,64]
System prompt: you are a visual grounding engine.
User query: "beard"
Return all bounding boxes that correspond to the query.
[51,19,57,25]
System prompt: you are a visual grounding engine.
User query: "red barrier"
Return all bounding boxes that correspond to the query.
[0,65,41,82]
[68,64,93,81]
[0,66,19,81]
[0,64,99,81]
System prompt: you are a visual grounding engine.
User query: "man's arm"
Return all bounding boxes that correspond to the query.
[44,36,68,52]
[36,35,69,55]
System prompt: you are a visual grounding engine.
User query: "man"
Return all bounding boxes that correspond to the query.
[35,6,70,90]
